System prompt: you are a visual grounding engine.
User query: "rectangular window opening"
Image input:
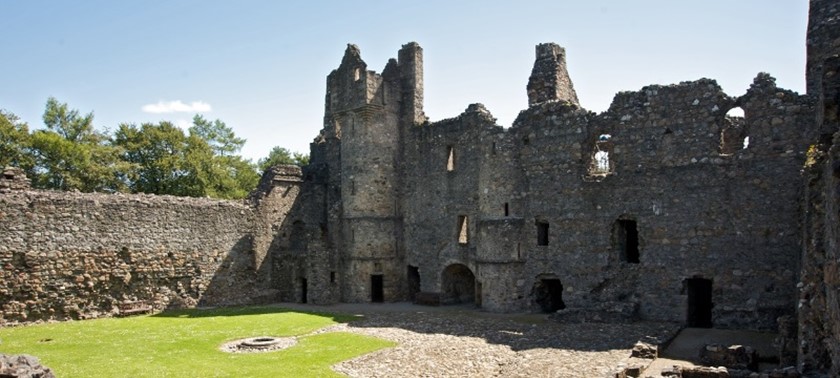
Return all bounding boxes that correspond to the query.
[447,146,455,172]
[330,271,336,283]
[504,203,510,217]
[536,221,549,246]
[457,215,469,244]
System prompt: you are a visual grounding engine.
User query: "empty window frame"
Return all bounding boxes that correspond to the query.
[536,221,549,246]
[447,146,456,171]
[589,134,613,176]
[457,215,469,244]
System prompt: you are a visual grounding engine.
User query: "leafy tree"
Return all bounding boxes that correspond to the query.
[113,121,195,196]
[189,115,245,157]
[7,98,260,198]
[29,98,126,192]
[293,152,310,167]
[114,121,259,199]
[0,109,34,172]
[42,97,97,143]
[258,146,309,171]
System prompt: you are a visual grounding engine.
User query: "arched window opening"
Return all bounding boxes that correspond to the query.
[720,107,748,154]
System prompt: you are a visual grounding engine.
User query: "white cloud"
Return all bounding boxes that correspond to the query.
[142,100,212,114]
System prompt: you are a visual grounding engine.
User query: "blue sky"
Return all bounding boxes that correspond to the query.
[1,1,809,162]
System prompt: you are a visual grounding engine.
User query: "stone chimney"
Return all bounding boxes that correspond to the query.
[527,43,580,106]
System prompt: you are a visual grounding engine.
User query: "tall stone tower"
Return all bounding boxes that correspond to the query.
[323,43,425,303]
[806,0,840,96]
[526,43,579,106]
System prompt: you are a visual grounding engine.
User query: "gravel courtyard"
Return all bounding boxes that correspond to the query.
[283,303,680,378]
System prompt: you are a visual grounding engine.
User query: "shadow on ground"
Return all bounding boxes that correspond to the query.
[151,304,360,324]
[274,302,681,353]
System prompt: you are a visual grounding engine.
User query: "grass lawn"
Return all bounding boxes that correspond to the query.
[0,306,394,377]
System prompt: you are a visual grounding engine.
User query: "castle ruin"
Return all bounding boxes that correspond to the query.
[1,0,838,375]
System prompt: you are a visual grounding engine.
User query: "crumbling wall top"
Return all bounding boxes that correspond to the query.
[248,164,303,206]
[0,166,31,193]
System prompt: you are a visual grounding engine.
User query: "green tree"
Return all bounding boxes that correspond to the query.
[113,121,195,196]
[189,115,245,157]
[29,98,126,192]
[114,121,259,199]
[188,115,258,198]
[293,152,310,167]
[258,146,309,171]
[0,109,34,172]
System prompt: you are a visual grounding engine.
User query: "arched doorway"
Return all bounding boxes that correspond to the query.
[441,264,477,305]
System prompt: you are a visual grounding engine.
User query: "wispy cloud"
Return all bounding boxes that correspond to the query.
[142,100,212,114]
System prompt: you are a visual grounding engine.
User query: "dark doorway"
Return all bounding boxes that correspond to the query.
[300,278,308,304]
[371,274,384,303]
[614,219,639,263]
[407,265,420,302]
[441,264,477,306]
[686,277,713,327]
[534,278,565,313]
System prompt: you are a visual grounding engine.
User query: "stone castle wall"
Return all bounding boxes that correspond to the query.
[0,1,837,374]
[0,165,305,325]
[0,191,255,324]
[799,0,840,373]
[396,69,813,329]
[310,36,815,331]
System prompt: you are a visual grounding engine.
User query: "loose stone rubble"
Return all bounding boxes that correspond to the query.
[0,354,55,378]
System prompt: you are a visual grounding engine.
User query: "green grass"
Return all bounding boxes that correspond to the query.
[0,306,394,377]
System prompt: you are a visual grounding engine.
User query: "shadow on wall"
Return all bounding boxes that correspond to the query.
[198,235,264,307]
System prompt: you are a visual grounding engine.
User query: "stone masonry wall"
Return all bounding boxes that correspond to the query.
[314,37,817,334]
[798,0,840,372]
[397,72,813,330]
[0,190,257,324]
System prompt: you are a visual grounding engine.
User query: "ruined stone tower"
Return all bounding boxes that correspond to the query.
[321,43,425,303]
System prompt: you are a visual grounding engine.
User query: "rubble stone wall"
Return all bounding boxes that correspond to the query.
[0,190,257,324]
[799,0,840,372]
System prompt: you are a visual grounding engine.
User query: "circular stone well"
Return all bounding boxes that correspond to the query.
[220,336,297,353]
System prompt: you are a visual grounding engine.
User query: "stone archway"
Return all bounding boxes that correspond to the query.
[441,264,476,305]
